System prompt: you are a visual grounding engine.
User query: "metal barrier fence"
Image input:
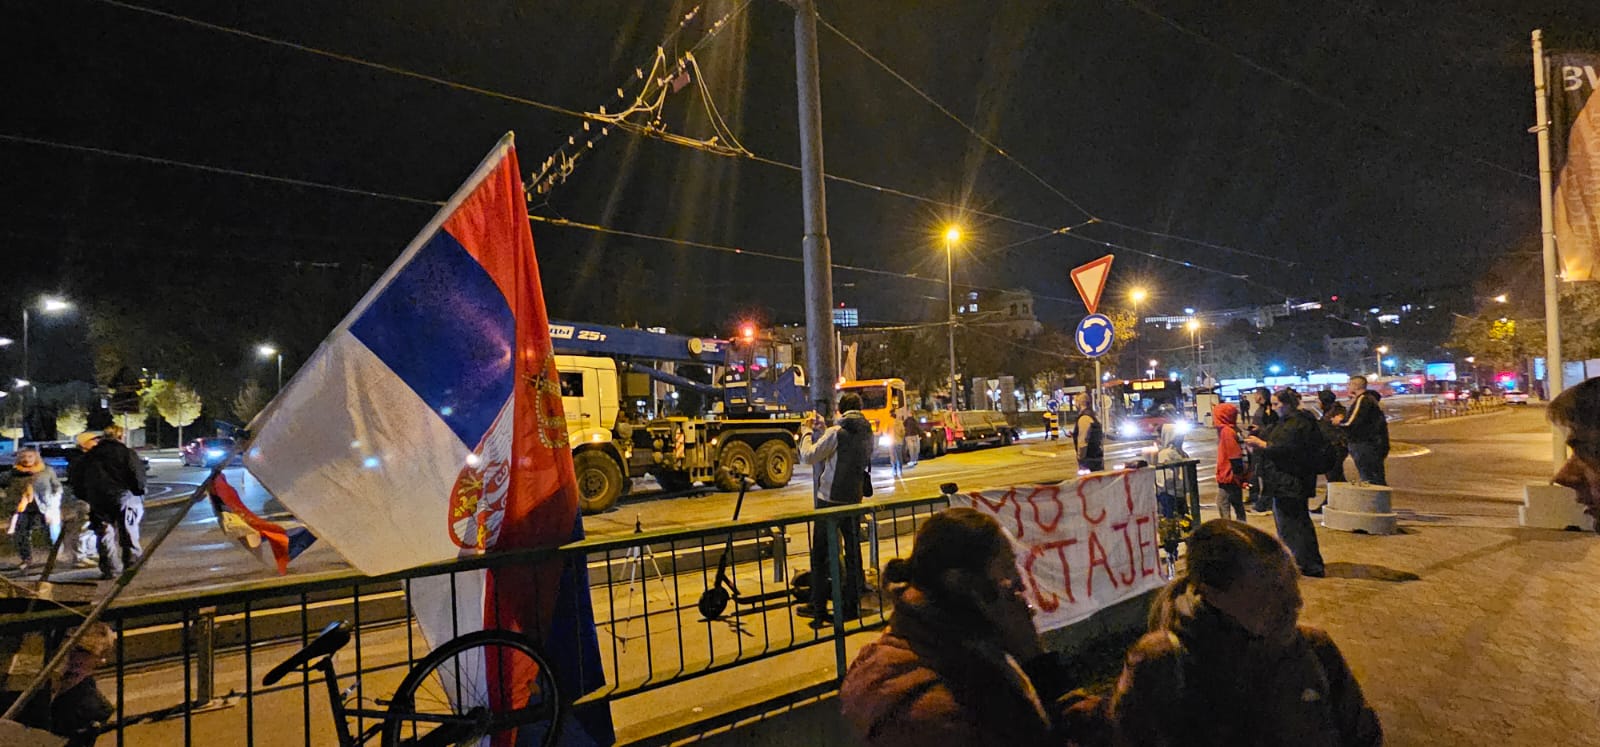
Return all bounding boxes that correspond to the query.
[1428,395,1507,420]
[0,461,1199,745]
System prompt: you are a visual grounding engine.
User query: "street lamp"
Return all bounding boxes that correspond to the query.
[258,344,284,392]
[1374,344,1389,376]
[1185,318,1200,371]
[1129,288,1147,366]
[1268,364,1283,375]
[943,225,962,411]
[1492,294,1508,304]
[18,296,72,439]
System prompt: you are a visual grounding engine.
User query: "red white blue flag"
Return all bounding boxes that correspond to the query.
[244,134,610,744]
[207,473,315,575]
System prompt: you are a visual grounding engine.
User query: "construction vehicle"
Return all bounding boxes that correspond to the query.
[551,321,809,514]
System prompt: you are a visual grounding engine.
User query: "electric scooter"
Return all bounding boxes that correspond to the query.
[696,471,794,620]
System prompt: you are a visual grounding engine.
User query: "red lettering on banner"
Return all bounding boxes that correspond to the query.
[1112,521,1136,585]
[1134,515,1155,577]
[1086,530,1120,595]
[1026,486,1066,533]
[970,489,1025,539]
[1076,478,1108,525]
[1123,472,1135,513]
[1023,538,1078,610]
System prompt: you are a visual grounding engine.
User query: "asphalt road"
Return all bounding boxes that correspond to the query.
[0,400,1559,600]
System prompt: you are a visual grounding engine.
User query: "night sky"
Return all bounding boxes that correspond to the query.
[4,0,1599,384]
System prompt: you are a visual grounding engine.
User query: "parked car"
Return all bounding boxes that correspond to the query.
[950,410,1020,450]
[1503,390,1530,405]
[181,437,244,467]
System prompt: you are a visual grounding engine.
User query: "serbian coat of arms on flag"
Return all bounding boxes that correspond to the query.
[243,133,610,743]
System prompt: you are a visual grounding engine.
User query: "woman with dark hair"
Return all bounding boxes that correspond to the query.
[840,508,1085,746]
[1551,377,1600,524]
[1110,519,1381,746]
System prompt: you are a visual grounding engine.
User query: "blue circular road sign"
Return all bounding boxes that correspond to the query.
[1075,314,1115,358]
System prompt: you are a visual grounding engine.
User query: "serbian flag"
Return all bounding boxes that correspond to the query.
[244,134,611,744]
[208,473,315,574]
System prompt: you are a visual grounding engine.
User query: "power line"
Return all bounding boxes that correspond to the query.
[89,0,1273,286]
[1114,0,1536,183]
[816,15,1292,266]
[2,131,1090,305]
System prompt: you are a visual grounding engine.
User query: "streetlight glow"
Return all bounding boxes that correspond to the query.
[257,344,278,358]
[1376,345,1389,355]
[1129,288,1148,303]
[943,226,961,244]
[39,297,71,314]
[1269,364,1283,375]
[0,337,11,347]
[1149,359,1159,368]
[1493,294,1508,303]
[1185,319,1199,332]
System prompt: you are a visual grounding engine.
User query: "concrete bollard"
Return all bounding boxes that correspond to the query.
[1518,483,1594,531]
[1322,482,1398,535]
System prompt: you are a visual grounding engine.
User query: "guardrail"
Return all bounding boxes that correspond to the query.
[1428,395,1507,420]
[0,461,1200,746]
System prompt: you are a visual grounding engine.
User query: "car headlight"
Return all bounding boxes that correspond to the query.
[1119,423,1140,438]
[206,449,225,459]
[1172,421,1192,435]
[878,434,895,448]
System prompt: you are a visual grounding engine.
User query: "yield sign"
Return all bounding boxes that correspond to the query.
[1070,254,1115,315]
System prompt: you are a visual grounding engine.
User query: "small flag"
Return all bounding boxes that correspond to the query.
[208,473,315,575]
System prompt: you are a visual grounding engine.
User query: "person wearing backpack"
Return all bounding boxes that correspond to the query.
[1244,388,1327,577]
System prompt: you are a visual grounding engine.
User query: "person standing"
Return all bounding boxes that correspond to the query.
[1245,387,1280,513]
[901,408,923,470]
[1244,388,1326,577]
[1315,390,1350,509]
[1071,393,1105,474]
[797,392,874,624]
[1334,376,1389,485]
[68,426,146,580]
[6,447,63,573]
[888,408,906,479]
[1212,402,1248,520]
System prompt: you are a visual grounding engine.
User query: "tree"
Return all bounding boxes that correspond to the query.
[154,380,203,446]
[232,379,268,424]
[54,406,89,439]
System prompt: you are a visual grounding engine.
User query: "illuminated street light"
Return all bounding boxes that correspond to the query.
[0,337,11,347]
[1129,288,1148,367]
[1374,345,1389,377]
[13,378,30,390]
[1269,364,1283,375]
[1492,294,1508,303]
[1465,356,1476,364]
[258,343,284,392]
[943,224,962,409]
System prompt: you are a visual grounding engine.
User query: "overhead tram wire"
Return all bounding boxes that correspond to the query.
[0,131,1090,306]
[815,15,1291,266]
[93,0,1268,285]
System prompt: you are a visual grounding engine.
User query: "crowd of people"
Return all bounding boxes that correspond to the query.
[5,425,147,580]
[834,376,1600,746]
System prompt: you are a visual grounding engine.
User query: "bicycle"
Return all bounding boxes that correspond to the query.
[264,620,562,746]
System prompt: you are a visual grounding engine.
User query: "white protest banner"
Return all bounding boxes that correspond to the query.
[955,469,1166,631]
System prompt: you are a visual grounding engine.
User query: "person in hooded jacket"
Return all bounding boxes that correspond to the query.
[797,391,875,623]
[840,508,1090,747]
[1107,519,1380,746]
[68,426,146,580]
[1212,402,1248,520]
[6,447,63,572]
[1333,376,1389,486]
[1245,388,1326,577]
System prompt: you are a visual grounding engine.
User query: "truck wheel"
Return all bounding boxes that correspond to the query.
[714,441,758,492]
[656,471,694,492]
[754,440,794,489]
[575,451,624,514]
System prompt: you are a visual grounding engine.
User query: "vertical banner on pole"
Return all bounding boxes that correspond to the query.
[1549,47,1600,282]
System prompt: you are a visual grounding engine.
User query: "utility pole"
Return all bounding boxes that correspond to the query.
[945,232,958,410]
[792,0,838,417]
[1532,29,1565,467]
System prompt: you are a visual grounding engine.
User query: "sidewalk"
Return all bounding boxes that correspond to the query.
[1254,514,1600,746]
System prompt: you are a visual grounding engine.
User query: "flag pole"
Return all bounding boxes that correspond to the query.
[0,451,244,723]
[1532,29,1565,467]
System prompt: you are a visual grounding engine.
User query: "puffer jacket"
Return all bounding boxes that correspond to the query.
[799,410,874,506]
[1258,410,1320,500]
[1110,583,1382,746]
[6,466,63,524]
[840,582,1086,747]
[1213,403,1247,487]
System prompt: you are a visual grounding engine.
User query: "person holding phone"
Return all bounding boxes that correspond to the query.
[796,392,874,624]
[840,508,1087,746]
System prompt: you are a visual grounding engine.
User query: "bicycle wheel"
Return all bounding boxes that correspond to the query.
[381,629,562,747]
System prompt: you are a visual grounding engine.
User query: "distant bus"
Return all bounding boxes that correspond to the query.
[1107,378,1187,440]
